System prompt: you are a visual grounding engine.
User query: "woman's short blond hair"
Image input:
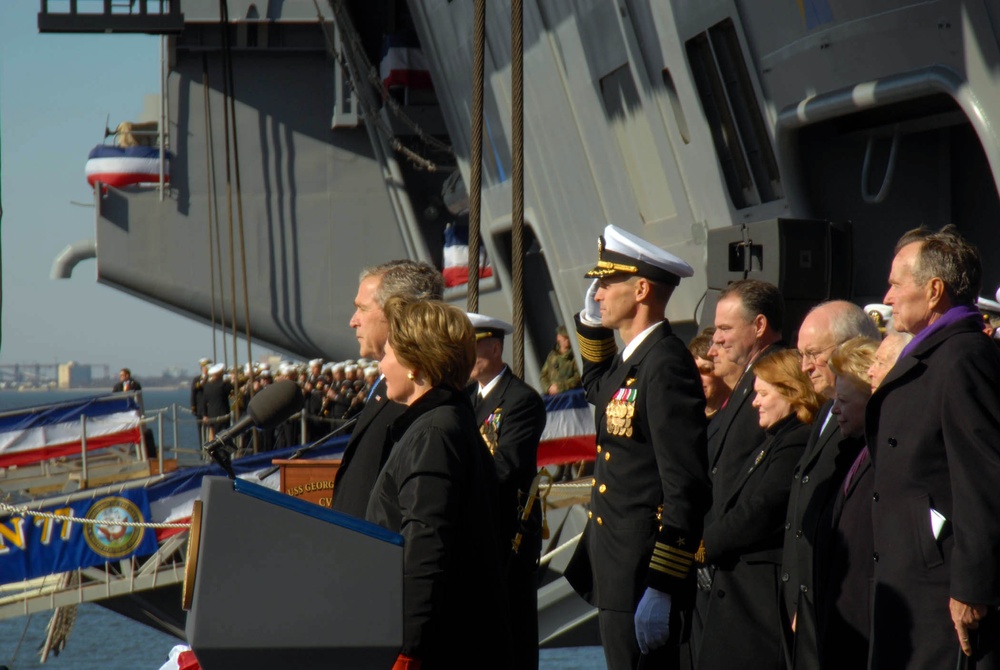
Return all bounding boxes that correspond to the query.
[754,349,822,424]
[828,336,879,395]
[384,297,476,391]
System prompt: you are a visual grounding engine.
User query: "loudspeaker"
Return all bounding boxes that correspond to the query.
[705,218,852,338]
[707,219,851,296]
[184,476,403,670]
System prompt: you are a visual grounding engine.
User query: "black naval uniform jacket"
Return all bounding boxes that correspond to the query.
[696,415,810,670]
[566,316,710,614]
[330,377,407,518]
[779,400,861,670]
[365,386,511,669]
[866,316,1000,670]
[473,367,548,554]
[473,368,547,670]
[190,374,207,418]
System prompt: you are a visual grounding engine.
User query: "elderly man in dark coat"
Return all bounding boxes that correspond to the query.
[779,301,879,669]
[866,225,1000,669]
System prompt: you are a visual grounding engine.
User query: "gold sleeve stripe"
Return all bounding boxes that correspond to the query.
[650,554,692,572]
[651,551,693,569]
[577,334,617,362]
[655,542,696,561]
[649,559,688,579]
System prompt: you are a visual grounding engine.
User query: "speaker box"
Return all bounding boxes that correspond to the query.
[704,218,852,338]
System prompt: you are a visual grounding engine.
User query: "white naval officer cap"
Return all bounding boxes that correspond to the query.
[309,358,323,367]
[981,294,1000,316]
[208,363,225,376]
[585,224,694,286]
[198,357,212,367]
[466,312,514,341]
[864,303,893,331]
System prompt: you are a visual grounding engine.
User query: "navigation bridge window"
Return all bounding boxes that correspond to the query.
[687,18,783,210]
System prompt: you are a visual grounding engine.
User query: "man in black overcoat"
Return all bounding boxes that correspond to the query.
[565,224,710,670]
[201,363,233,441]
[468,311,548,670]
[329,260,444,517]
[691,279,785,670]
[778,300,879,668]
[866,226,1000,669]
[191,357,211,442]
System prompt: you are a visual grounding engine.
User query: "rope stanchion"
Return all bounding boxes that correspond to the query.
[511,0,525,378]
[468,0,486,313]
[0,501,190,530]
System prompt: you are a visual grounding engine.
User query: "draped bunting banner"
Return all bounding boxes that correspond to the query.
[0,487,158,585]
[0,394,143,467]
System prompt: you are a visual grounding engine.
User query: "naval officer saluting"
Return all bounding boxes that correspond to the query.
[565,225,710,670]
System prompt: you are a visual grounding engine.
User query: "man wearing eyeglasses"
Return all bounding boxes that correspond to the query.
[778,301,880,668]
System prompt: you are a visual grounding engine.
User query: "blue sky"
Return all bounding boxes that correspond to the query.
[0,4,273,379]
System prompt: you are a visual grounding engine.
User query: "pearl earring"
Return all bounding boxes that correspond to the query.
[407,371,416,380]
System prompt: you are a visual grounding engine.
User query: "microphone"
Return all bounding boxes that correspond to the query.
[203,380,304,470]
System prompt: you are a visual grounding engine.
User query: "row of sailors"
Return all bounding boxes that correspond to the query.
[189,357,383,447]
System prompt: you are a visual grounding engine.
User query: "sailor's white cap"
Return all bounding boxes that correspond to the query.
[466,312,514,340]
[208,363,225,376]
[345,364,358,373]
[365,366,379,376]
[332,363,346,372]
[585,224,694,286]
[977,296,1000,315]
[198,357,212,367]
[309,358,323,367]
[864,303,893,329]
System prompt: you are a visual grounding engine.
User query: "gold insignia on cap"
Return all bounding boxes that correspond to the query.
[585,235,640,278]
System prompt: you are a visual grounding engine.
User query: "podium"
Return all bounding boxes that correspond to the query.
[184,476,403,669]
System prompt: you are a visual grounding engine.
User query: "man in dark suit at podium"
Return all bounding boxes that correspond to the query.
[330,260,444,517]
[468,311,548,670]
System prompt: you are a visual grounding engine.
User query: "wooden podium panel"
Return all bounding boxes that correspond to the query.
[274,458,341,508]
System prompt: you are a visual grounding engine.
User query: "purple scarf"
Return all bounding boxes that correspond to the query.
[898,304,982,359]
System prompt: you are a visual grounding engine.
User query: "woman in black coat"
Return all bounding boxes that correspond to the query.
[696,349,820,670]
[365,298,511,670]
[810,337,879,669]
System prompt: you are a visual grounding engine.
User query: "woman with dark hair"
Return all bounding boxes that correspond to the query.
[696,349,820,670]
[365,297,510,670]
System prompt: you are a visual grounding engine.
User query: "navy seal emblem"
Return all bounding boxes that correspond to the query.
[83,496,146,559]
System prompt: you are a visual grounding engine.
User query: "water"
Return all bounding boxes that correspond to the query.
[0,389,608,668]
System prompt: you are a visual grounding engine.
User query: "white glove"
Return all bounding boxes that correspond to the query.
[634,587,672,654]
[579,279,602,327]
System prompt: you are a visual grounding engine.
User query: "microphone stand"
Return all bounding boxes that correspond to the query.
[204,437,238,480]
[257,416,359,481]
